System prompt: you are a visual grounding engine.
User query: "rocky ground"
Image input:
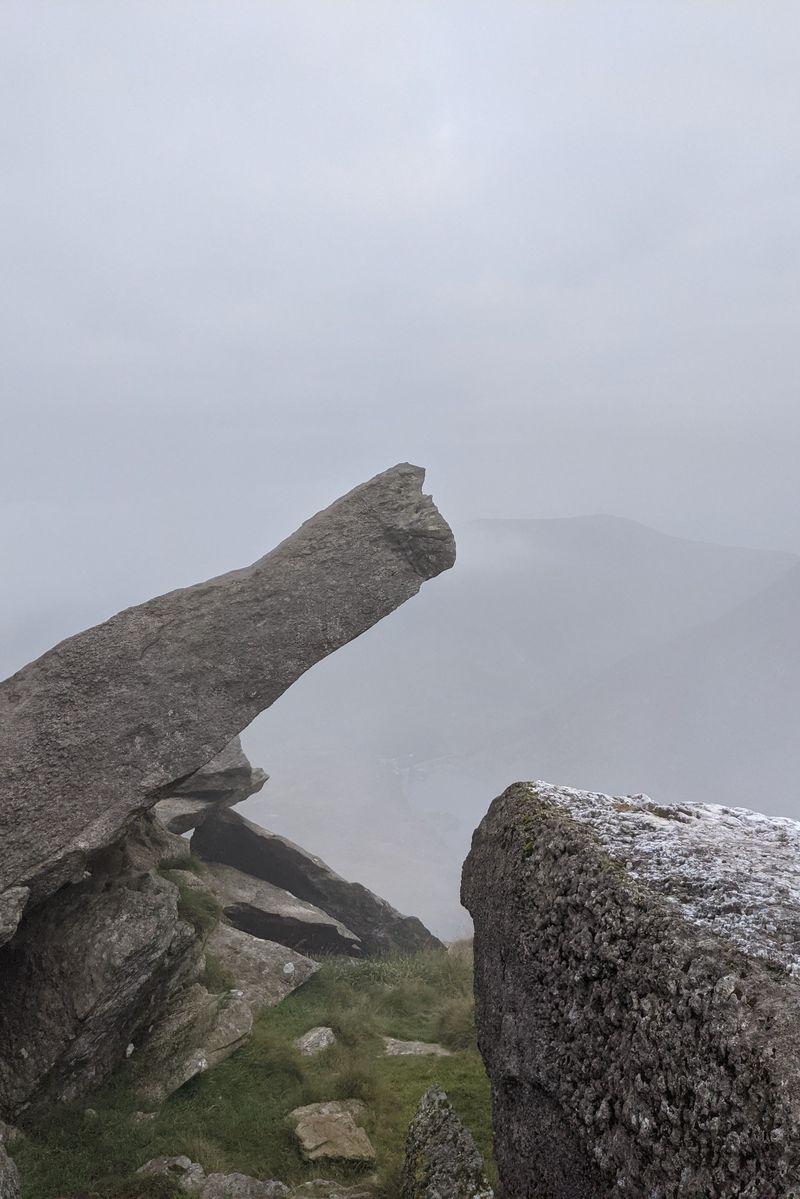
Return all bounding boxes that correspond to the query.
[6,944,494,1199]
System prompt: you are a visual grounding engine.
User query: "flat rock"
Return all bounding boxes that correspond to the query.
[154,737,268,834]
[0,464,455,945]
[288,1100,375,1163]
[462,781,800,1199]
[205,923,319,1014]
[205,862,360,956]
[0,1146,18,1199]
[201,1175,289,1199]
[192,809,441,956]
[402,1087,493,1198]
[294,1027,336,1056]
[382,1037,450,1058]
[136,982,253,1104]
[288,1184,376,1198]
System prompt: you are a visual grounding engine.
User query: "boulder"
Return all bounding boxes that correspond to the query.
[288,1100,375,1163]
[462,781,800,1199]
[293,1027,337,1056]
[0,833,197,1115]
[136,983,253,1105]
[192,809,441,955]
[402,1087,493,1199]
[288,1185,376,1198]
[205,863,360,956]
[137,1158,289,1198]
[0,1146,19,1199]
[154,737,268,834]
[0,464,455,945]
[382,1037,450,1058]
[205,923,319,1014]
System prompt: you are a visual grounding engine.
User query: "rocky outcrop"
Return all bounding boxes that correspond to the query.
[0,464,455,946]
[204,924,319,1014]
[154,737,268,834]
[288,1100,375,1163]
[0,1147,18,1199]
[382,1037,449,1058]
[135,983,253,1105]
[204,862,361,956]
[137,1157,289,1198]
[192,809,441,955]
[0,817,198,1115]
[402,1087,493,1199]
[462,781,800,1199]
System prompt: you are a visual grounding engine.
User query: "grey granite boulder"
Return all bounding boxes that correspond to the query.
[0,1146,18,1199]
[154,737,268,834]
[462,781,800,1199]
[0,464,455,945]
[205,863,361,956]
[136,983,253,1105]
[192,809,441,955]
[288,1185,376,1198]
[205,923,319,1014]
[402,1087,493,1199]
[0,827,197,1115]
[138,1156,209,1192]
[382,1037,450,1058]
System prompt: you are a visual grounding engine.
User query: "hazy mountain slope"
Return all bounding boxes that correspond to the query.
[242,517,796,935]
[506,561,800,815]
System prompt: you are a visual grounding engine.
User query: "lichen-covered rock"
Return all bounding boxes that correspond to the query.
[201,1174,289,1199]
[461,781,800,1199]
[136,983,253,1104]
[137,1156,208,1192]
[0,1146,19,1199]
[204,863,360,956]
[288,1184,376,1198]
[402,1087,492,1198]
[191,809,441,955]
[154,737,268,834]
[0,464,455,946]
[294,1027,337,1056]
[205,923,319,1014]
[288,1100,375,1163]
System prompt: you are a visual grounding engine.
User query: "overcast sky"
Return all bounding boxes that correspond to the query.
[2,2,799,674]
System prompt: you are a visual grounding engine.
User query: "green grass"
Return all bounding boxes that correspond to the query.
[11,944,494,1199]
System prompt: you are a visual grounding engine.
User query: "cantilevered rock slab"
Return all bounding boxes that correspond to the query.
[0,464,455,944]
[462,782,800,1199]
[205,863,361,956]
[192,808,441,955]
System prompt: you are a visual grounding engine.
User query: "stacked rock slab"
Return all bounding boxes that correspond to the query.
[402,1087,493,1198]
[154,736,268,834]
[462,782,800,1199]
[0,462,456,948]
[192,809,442,955]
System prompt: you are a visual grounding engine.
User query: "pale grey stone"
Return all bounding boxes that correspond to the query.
[294,1026,336,1056]
[154,737,268,834]
[137,1156,207,1192]
[0,1146,18,1199]
[205,923,319,1014]
[382,1036,450,1057]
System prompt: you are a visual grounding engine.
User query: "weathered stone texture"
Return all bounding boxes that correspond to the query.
[204,862,361,956]
[401,1086,493,1198]
[288,1100,375,1163]
[0,1146,18,1199]
[0,464,455,944]
[205,923,319,1014]
[461,782,800,1199]
[192,808,441,955]
[154,736,268,834]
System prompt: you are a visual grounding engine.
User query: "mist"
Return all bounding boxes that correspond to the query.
[3,3,800,936]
